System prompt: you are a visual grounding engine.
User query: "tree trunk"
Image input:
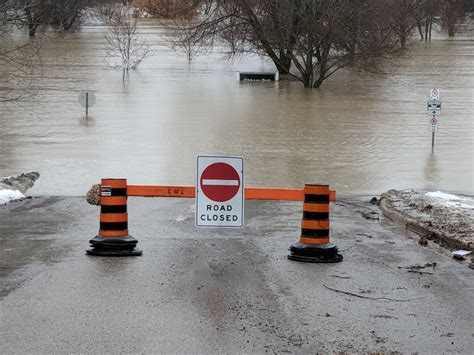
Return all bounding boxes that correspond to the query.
[313,80,323,88]
[400,34,406,49]
[275,51,291,74]
[312,67,325,89]
[28,23,37,37]
[259,40,290,76]
[448,23,455,37]
[62,11,80,32]
[417,22,424,40]
[311,52,327,89]
[424,21,428,42]
[429,20,432,41]
[301,73,311,88]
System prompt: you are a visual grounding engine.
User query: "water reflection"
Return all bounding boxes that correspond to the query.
[424,152,439,190]
[79,116,96,127]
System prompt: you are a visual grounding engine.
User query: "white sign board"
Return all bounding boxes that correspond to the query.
[429,116,439,132]
[79,91,96,108]
[427,89,441,134]
[427,99,441,114]
[196,155,244,228]
[430,88,440,100]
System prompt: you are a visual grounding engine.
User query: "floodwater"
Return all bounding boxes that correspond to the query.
[0,24,473,197]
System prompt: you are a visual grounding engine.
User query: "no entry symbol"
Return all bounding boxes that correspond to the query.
[196,156,244,228]
[430,88,440,100]
[200,162,240,202]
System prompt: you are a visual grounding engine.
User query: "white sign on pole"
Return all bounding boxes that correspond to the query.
[430,88,440,100]
[196,155,244,228]
[427,89,441,135]
[427,89,441,148]
[428,116,439,132]
[427,99,441,114]
[79,91,96,108]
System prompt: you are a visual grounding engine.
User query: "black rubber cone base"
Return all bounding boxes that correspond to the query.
[288,241,343,263]
[86,235,142,257]
[86,248,142,256]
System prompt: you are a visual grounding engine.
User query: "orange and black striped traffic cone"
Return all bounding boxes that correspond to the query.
[288,184,342,263]
[87,178,142,256]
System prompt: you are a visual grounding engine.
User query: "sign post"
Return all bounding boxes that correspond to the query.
[427,88,441,150]
[196,156,244,228]
[79,90,96,117]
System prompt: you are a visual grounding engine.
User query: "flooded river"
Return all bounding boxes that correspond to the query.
[0,24,473,197]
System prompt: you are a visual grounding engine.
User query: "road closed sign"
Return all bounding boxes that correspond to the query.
[196,156,244,227]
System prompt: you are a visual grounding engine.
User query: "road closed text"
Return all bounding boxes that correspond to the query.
[200,204,239,222]
[196,156,244,227]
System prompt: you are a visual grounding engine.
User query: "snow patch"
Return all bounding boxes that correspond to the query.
[382,189,474,250]
[0,189,25,205]
[426,191,462,201]
[426,191,474,210]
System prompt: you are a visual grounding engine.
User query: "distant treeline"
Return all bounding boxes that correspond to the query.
[1,0,473,92]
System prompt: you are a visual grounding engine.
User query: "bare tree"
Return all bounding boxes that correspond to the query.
[386,0,421,49]
[93,0,123,22]
[104,7,151,80]
[13,0,47,37]
[189,0,401,88]
[286,0,401,88]
[48,0,94,32]
[0,1,42,103]
[189,0,296,75]
[440,0,472,36]
[138,0,198,19]
[386,0,471,43]
[165,17,209,62]
[0,40,40,103]
[12,0,95,37]
[416,0,441,42]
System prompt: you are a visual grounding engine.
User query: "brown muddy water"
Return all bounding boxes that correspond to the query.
[0,24,473,197]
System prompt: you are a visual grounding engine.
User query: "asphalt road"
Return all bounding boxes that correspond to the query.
[1,196,473,353]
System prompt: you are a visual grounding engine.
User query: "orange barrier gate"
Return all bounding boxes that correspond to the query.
[87,180,341,263]
[126,185,337,201]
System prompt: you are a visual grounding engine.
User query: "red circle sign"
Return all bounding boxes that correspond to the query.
[430,117,438,125]
[200,163,240,202]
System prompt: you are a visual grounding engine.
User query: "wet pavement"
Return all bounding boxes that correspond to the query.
[1,196,473,353]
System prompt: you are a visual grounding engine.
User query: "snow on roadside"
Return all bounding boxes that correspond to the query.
[0,189,25,205]
[425,191,474,210]
[0,172,39,205]
[380,189,473,251]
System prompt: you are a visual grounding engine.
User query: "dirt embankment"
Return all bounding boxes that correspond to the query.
[380,189,474,252]
[0,172,39,194]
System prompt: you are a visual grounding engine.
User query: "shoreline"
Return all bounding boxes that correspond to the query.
[380,189,474,253]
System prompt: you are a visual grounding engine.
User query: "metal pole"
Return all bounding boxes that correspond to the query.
[86,92,89,117]
[432,131,435,149]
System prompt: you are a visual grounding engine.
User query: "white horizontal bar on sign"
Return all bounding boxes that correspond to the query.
[202,179,239,186]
